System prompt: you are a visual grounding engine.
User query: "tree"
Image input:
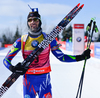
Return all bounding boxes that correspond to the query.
[2,28,14,46]
[13,26,21,42]
[97,34,100,42]
[2,34,7,46]
[61,25,72,41]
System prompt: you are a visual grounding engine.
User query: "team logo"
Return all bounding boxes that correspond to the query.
[31,40,39,48]
[25,94,30,98]
[4,61,7,66]
[44,92,52,98]
[76,37,82,42]
[11,46,15,52]
[13,42,17,47]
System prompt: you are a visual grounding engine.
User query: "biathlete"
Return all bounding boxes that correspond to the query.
[3,7,91,98]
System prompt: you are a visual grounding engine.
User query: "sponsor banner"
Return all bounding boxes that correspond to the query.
[66,42,72,51]
[4,44,12,48]
[84,36,87,42]
[94,42,100,59]
[73,24,84,29]
[57,41,66,50]
[85,42,94,57]
[73,24,84,55]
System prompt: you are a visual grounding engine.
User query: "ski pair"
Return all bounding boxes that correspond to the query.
[0,3,84,97]
[76,18,99,98]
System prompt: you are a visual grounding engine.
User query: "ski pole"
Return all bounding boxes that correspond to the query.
[75,19,93,98]
[76,19,96,98]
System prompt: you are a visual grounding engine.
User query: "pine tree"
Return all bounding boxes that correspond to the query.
[13,26,21,42]
[61,25,72,41]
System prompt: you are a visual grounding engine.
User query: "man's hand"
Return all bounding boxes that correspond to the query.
[76,49,91,61]
[9,62,29,75]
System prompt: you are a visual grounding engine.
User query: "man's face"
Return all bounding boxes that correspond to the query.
[28,17,40,32]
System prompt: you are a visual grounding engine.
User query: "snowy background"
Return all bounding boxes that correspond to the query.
[0,48,100,98]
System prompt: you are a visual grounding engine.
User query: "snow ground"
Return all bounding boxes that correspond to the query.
[0,48,100,98]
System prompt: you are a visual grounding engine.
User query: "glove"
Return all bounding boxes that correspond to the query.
[9,62,29,75]
[76,49,91,61]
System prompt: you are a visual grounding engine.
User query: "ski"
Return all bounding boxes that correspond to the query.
[0,3,84,97]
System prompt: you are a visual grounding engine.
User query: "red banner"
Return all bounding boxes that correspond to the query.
[85,42,94,57]
[73,24,84,29]
[57,41,66,50]
[4,44,12,48]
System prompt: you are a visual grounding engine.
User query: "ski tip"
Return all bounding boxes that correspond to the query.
[81,4,84,8]
[77,3,80,7]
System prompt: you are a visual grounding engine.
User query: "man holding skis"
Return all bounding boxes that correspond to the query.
[3,7,91,98]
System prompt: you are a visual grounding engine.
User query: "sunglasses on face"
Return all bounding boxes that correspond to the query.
[28,18,40,22]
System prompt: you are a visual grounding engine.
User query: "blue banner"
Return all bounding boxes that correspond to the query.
[66,42,72,51]
[94,42,100,59]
